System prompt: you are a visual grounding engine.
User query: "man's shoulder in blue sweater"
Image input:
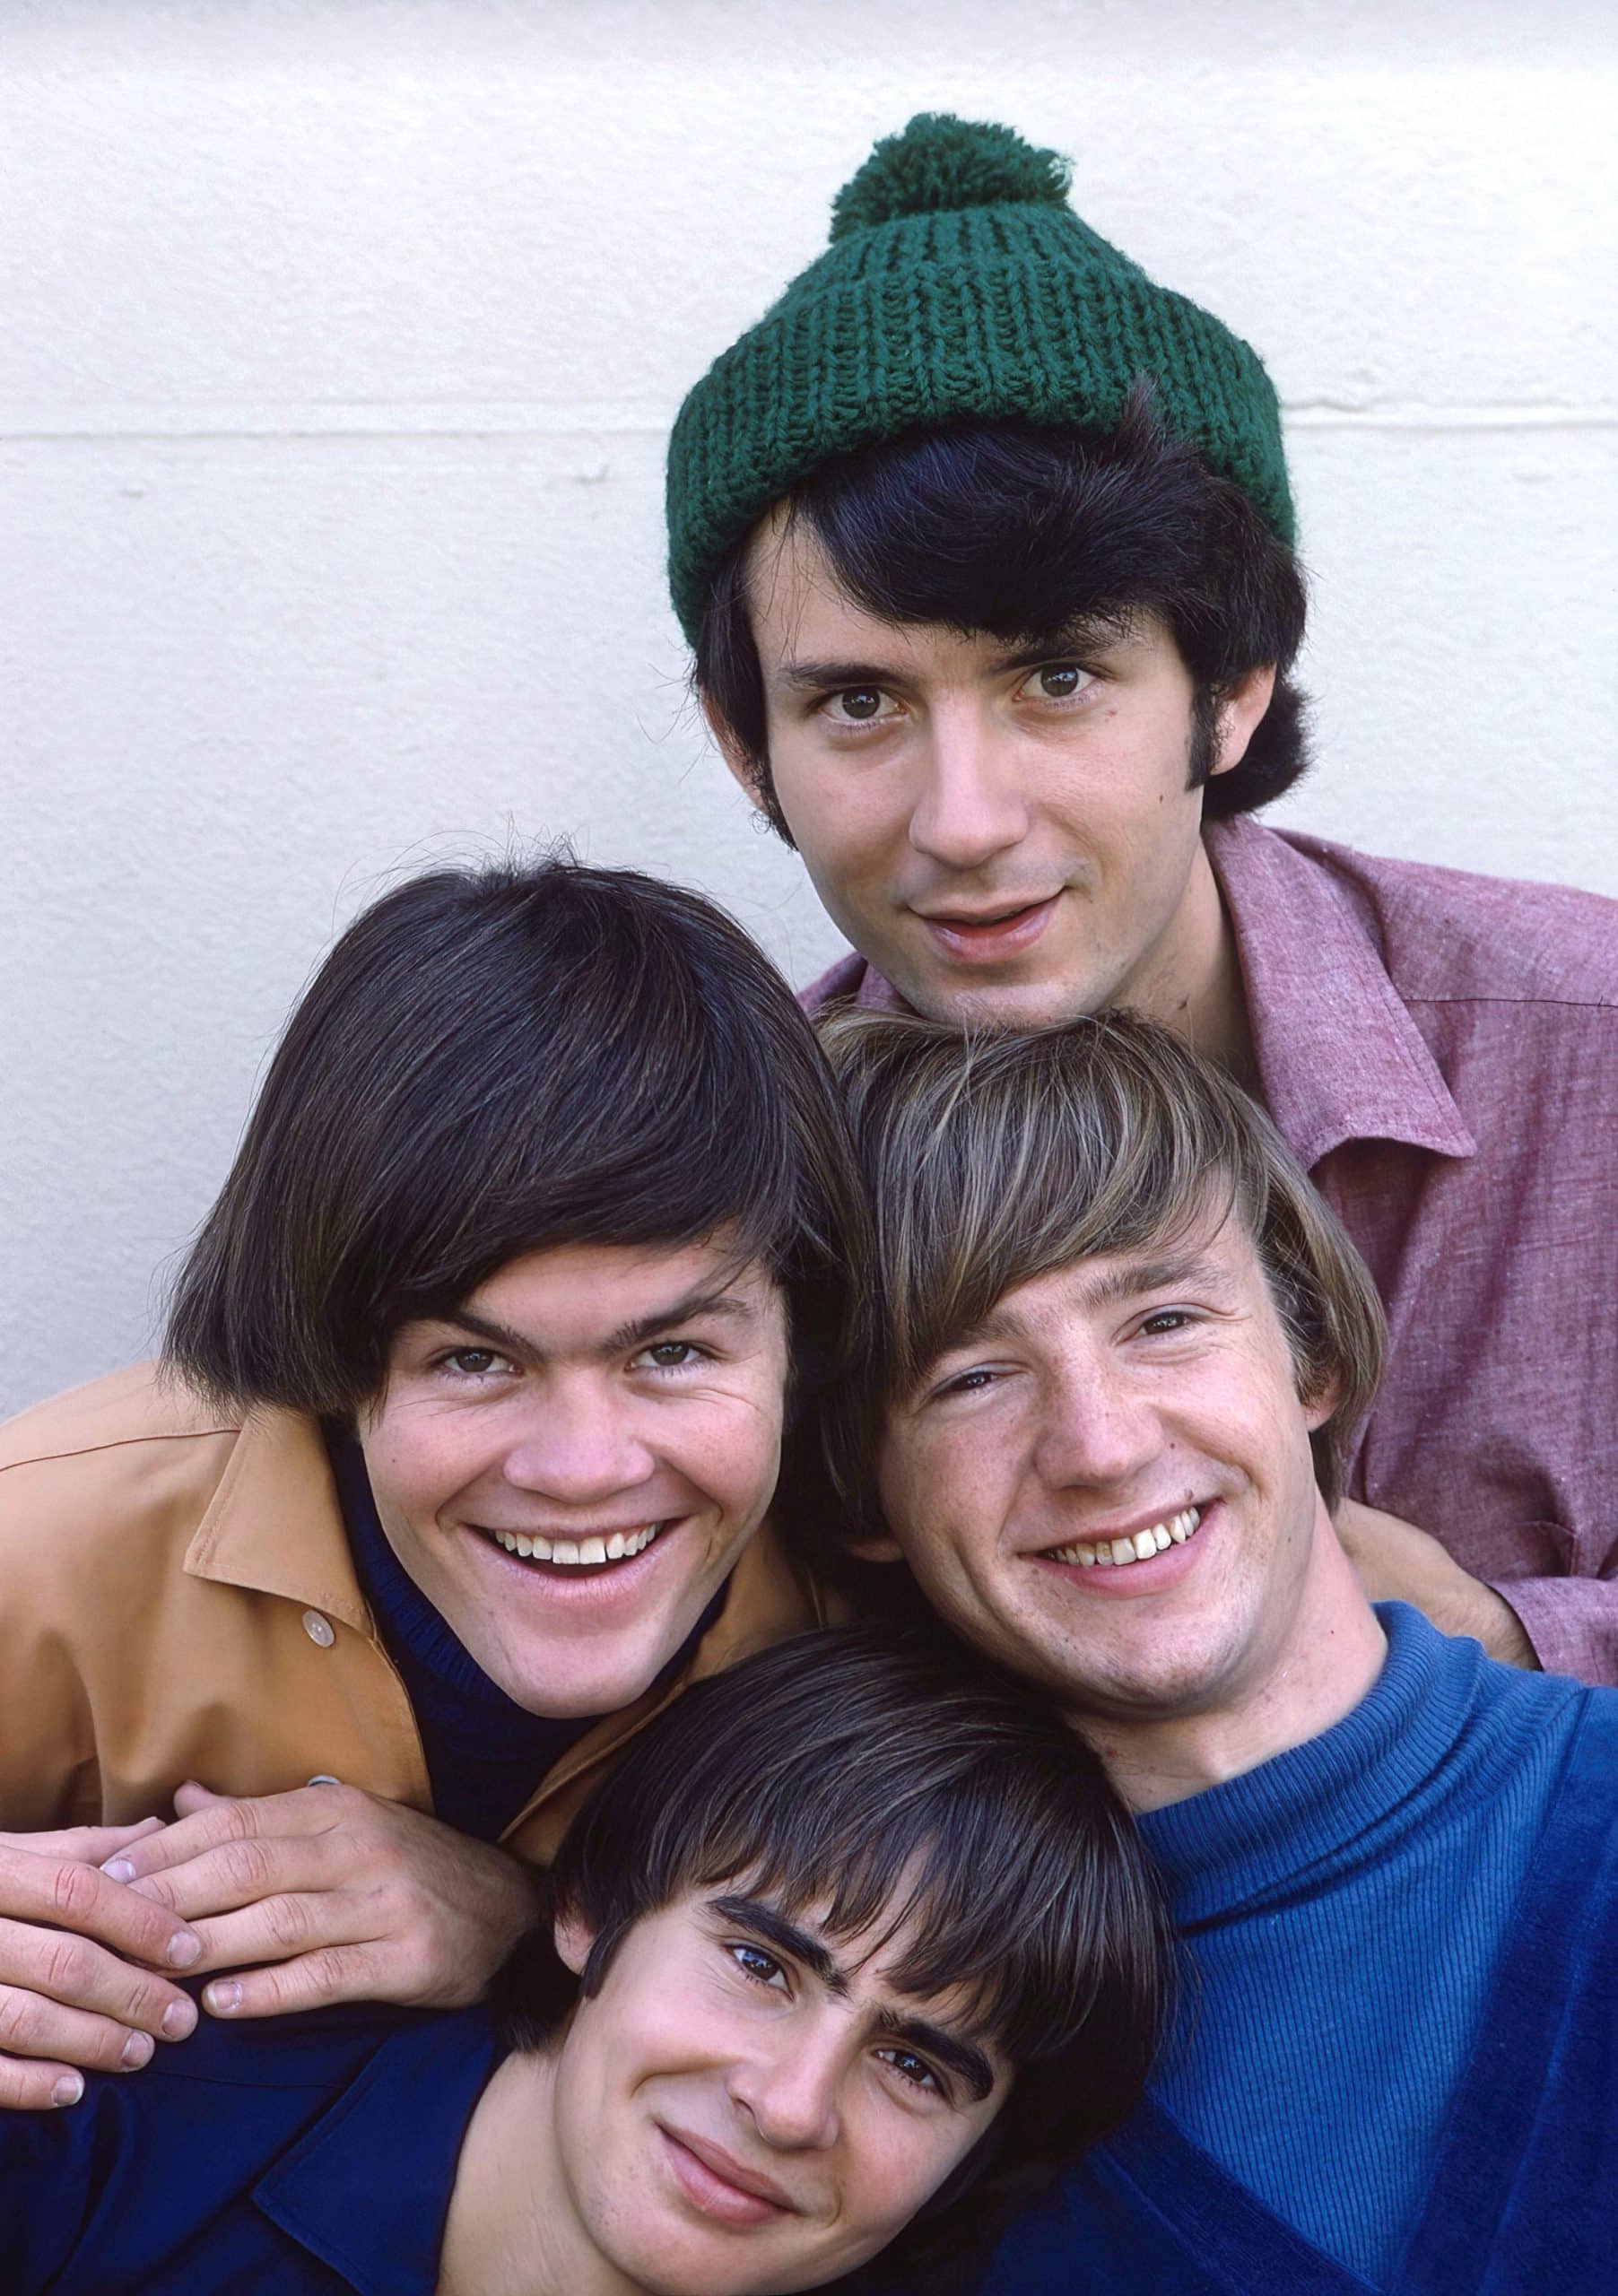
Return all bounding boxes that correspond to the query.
[977,1616,1618,2294]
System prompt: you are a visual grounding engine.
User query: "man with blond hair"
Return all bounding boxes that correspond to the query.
[668,110,1618,1682]
[813,1011,1618,2292]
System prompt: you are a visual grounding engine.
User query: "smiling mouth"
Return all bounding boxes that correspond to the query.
[474,1520,669,1571]
[1043,1505,1204,1570]
[659,2125,797,2223]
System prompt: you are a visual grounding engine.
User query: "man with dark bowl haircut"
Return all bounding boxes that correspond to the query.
[817,1011,1618,2295]
[0,1628,1170,2295]
[667,112,1618,1683]
[0,855,867,2113]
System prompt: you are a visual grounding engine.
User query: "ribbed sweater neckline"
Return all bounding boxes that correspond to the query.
[1139,1605,1484,1929]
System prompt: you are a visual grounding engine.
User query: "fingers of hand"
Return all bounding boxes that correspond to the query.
[201,1939,390,2021]
[103,1785,352,1885]
[0,1917,197,2039]
[0,1972,194,2094]
[0,2051,94,2109]
[122,1829,346,1923]
[185,1888,379,1981]
[0,1850,199,1969]
[0,1815,165,1864]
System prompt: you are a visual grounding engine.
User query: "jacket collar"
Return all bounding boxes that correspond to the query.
[253,2007,501,2295]
[1205,819,1476,1170]
[183,1405,375,1632]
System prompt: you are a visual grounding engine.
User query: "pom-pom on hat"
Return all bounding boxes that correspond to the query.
[666,113,1293,644]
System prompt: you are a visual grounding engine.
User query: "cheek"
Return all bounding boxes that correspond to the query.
[672,1390,784,1526]
[770,744,897,876]
[880,1429,1005,1580]
[837,2104,979,2251]
[361,1410,487,1530]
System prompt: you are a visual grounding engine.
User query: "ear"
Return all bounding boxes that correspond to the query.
[552,1904,596,1977]
[700,690,766,804]
[1301,1370,1342,1435]
[845,1531,907,1564]
[1206,663,1278,779]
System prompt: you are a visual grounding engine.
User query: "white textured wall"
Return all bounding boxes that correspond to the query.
[3,0,1614,1418]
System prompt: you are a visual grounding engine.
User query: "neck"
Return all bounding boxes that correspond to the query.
[1120,835,1258,1091]
[437,2048,639,2296]
[1082,1502,1389,1814]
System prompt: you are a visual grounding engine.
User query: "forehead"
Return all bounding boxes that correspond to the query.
[940,1213,1271,1352]
[403,1235,779,1348]
[742,509,1164,682]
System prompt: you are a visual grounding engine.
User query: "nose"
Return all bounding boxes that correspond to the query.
[728,2021,845,2153]
[499,1377,657,1507]
[908,707,1031,874]
[1032,1361,1165,1493]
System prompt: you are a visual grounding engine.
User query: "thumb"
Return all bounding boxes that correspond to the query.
[172,1779,225,1817]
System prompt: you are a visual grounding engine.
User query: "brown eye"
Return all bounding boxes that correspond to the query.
[836,688,884,720]
[1031,664,1091,700]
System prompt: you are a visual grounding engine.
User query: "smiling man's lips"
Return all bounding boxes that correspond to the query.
[1034,1503,1209,1570]
[467,1518,682,1576]
[659,2125,799,2225]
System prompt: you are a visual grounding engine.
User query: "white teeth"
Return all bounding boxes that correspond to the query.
[490,1522,665,1569]
[1046,1506,1204,1571]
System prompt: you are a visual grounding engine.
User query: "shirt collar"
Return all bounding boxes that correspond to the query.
[253,2007,502,2296]
[1206,818,1476,1169]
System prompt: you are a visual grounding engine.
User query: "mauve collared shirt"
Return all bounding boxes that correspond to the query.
[805,818,1618,1683]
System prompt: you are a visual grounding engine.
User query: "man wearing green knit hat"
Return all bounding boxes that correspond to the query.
[668,112,1618,1691]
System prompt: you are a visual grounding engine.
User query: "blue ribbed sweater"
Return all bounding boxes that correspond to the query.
[1138,1604,1588,2282]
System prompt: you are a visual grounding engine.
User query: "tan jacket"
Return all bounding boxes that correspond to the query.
[0,1363,829,1865]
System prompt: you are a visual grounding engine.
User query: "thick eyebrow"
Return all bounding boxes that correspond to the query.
[770,614,1139,695]
[708,1895,850,1995]
[709,1896,996,2100]
[874,2006,996,2104]
[423,1283,761,1369]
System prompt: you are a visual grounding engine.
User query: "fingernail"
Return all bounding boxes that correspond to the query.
[52,2073,84,2107]
[120,2031,154,2069]
[204,1980,242,2015]
[101,1858,136,1883]
[161,1997,196,2039]
[166,1930,201,1970]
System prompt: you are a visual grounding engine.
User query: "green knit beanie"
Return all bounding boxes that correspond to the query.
[666,112,1293,645]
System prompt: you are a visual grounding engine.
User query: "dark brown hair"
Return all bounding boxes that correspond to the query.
[809,1007,1386,1580]
[695,388,1309,842]
[499,1623,1170,2276]
[164,850,871,1422]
